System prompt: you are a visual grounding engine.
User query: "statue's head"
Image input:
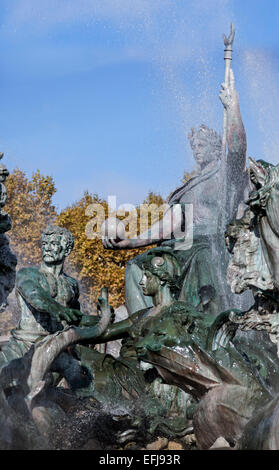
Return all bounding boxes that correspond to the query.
[41,225,74,265]
[139,249,181,298]
[188,125,222,168]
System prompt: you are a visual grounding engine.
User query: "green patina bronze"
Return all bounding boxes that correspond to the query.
[127,157,279,449]
[0,225,96,392]
[75,155,279,448]
[2,157,279,449]
[75,248,197,437]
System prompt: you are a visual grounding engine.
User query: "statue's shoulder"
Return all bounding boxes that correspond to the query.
[16,266,42,283]
[63,273,79,295]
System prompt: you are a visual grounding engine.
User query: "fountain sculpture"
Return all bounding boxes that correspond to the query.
[1,24,279,450]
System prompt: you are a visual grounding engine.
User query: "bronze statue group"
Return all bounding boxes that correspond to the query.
[1,29,279,450]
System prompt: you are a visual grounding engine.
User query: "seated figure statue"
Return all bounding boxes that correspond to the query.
[0,225,91,391]
[103,70,249,317]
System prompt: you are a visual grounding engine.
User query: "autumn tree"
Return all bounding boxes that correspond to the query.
[57,190,165,311]
[5,169,57,266]
[139,191,168,234]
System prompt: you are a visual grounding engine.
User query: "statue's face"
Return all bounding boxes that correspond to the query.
[41,234,68,264]
[139,270,161,297]
[191,138,215,167]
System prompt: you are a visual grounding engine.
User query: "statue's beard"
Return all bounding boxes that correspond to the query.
[43,254,64,265]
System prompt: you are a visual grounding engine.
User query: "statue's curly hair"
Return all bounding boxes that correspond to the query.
[139,248,181,298]
[41,225,74,254]
[188,124,222,161]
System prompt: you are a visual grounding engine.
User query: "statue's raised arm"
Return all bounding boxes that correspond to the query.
[219,68,248,220]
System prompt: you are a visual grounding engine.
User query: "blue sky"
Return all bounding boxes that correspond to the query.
[0,0,279,211]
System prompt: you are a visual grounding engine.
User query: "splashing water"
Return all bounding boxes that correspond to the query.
[240,49,279,164]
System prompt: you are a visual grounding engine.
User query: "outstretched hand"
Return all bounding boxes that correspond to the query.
[219,68,237,110]
[102,237,131,250]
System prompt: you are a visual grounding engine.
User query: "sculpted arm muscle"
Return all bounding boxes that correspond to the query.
[90,309,145,343]
[134,204,183,246]
[16,269,81,322]
[104,204,184,250]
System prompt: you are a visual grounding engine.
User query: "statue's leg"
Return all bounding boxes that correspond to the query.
[51,351,93,394]
[196,247,221,314]
[125,257,153,315]
[178,244,221,316]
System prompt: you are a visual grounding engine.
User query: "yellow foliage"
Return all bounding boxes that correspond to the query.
[57,191,165,309]
[5,169,165,311]
[5,169,57,266]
